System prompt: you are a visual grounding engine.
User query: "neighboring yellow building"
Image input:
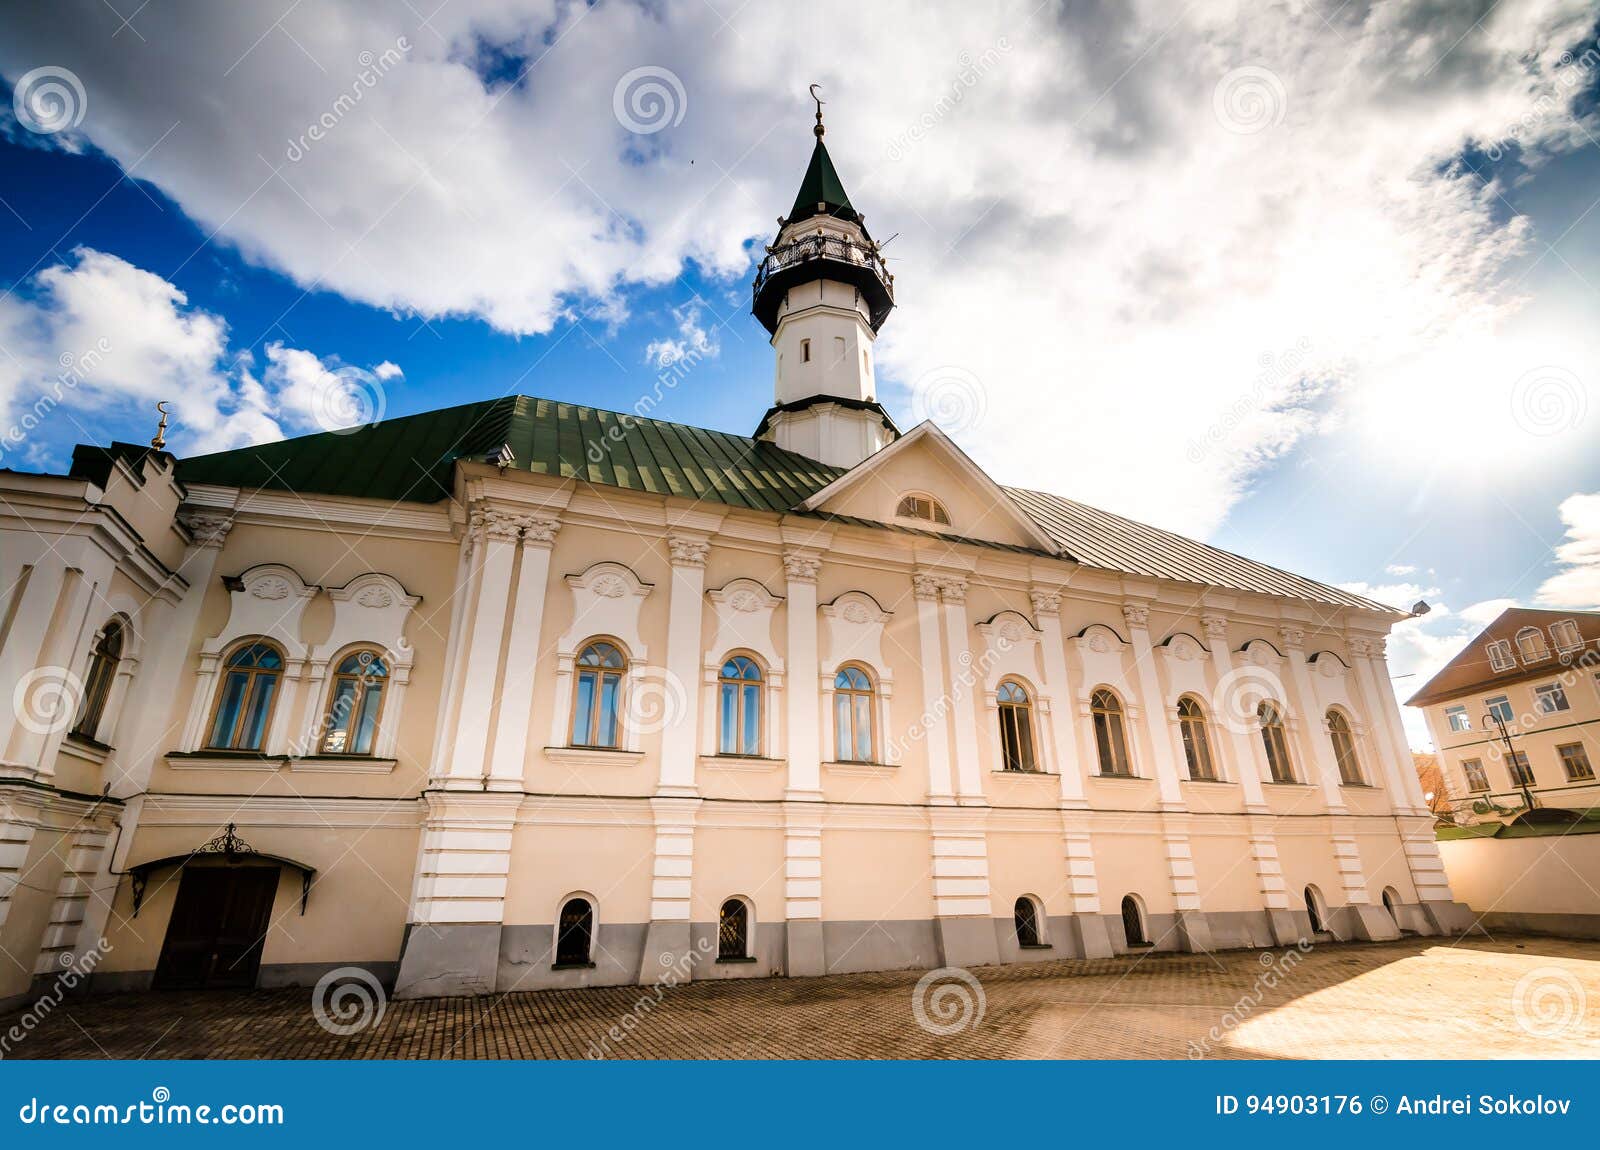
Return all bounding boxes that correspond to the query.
[1408,607,1600,820]
[0,121,1472,1009]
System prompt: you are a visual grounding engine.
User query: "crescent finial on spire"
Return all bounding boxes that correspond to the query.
[809,83,825,138]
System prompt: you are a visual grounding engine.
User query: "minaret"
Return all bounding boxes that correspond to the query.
[752,91,897,469]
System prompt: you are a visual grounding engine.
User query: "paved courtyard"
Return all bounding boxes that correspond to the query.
[4,934,1596,1059]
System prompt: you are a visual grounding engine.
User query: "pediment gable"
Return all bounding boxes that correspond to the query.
[796,423,1057,552]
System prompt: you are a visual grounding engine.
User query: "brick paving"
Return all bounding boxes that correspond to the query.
[4,934,1596,1059]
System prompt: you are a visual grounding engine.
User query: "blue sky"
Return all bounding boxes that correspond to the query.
[3,1,1599,747]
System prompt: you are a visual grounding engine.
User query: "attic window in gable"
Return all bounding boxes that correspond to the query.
[1485,639,1515,673]
[896,494,950,526]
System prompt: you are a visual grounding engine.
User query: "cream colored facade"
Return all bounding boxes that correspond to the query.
[0,128,1475,1009]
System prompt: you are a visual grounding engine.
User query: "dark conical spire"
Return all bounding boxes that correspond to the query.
[787,137,859,226]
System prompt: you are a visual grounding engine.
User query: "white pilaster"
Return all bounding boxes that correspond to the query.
[782,552,822,796]
[438,508,521,786]
[485,516,560,790]
[912,575,954,801]
[648,794,701,923]
[939,576,985,800]
[1122,603,1185,810]
[657,535,709,793]
[1198,614,1269,811]
[1031,589,1088,806]
[1349,637,1421,813]
[1277,625,1347,811]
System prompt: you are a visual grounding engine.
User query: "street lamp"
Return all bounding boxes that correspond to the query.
[1481,708,1536,813]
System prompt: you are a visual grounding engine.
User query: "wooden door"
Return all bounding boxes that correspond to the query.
[153,866,279,989]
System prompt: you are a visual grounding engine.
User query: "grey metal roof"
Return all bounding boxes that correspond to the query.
[1005,486,1390,613]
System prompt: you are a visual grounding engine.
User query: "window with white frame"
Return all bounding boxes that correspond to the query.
[1516,626,1550,663]
[1445,706,1471,733]
[717,654,764,756]
[1534,683,1570,714]
[1486,639,1516,672]
[1550,619,1582,654]
[1462,758,1489,792]
[1507,751,1536,788]
[1557,743,1595,781]
[71,619,125,742]
[895,493,950,526]
[1485,695,1514,727]
[832,665,877,763]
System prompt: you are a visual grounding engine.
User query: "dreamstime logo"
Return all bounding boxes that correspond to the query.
[623,666,689,735]
[1511,966,1586,1039]
[311,370,387,434]
[311,967,387,1036]
[910,365,986,433]
[911,966,986,1036]
[12,666,84,736]
[1212,65,1286,135]
[612,66,686,135]
[1210,664,1281,735]
[12,66,87,135]
[1509,366,1588,437]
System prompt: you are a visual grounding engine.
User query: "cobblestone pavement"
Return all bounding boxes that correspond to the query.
[4,934,1596,1059]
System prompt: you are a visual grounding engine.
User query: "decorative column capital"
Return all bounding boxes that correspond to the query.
[178,508,235,550]
[1121,602,1150,630]
[519,514,561,548]
[1349,637,1383,660]
[782,551,821,583]
[912,573,943,601]
[1028,587,1062,617]
[1278,626,1306,651]
[1199,613,1229,640]
[937,575,969,604]
[667,534,711,568]
[468,507,525,544]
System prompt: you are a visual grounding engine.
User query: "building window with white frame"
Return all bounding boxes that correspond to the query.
[71,619,124,742]
[571,640,625,749]
[1485,695,1514,727]
[1327,709,1363,785]
[1462,758,1489,792]
[1557,742,1595,781]
[1551,618,1582,654]
[1486,639,1516,672]
[997,679,1038,772]
[1507,751,1536,788]
[206,640,285,752]
[1258,700,1296,783]
[1534,683,1570,714]
[1091,688,1132,776]
[832,665,876,763]
[320,649,388,755]
[717,654,764,756]
[1516,626,1549,663]
[1445,706,1471,733]
[895,493,950,526]
[1177,695,1217,781]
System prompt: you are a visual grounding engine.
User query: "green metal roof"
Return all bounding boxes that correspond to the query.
[174,395,1383,613]
[787,139,859,226]
[176,396,844,512]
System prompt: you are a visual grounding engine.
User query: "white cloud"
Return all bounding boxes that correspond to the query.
[1385,563,1417,576]
[0,248,398,462]
[2,1,1597,533]
[644,303,720,369]
[1535,491,1600,609]
[373,361,404,381]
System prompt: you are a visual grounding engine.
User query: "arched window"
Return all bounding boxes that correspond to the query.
[1120,895,1147,947]
[833,665,876,762]
[1258,700,1295,783]
[1381,887,1399,926]
[1304,885,1326,934]
[997,679,1038,772]
[895,494,950,526]
[320,649,388,755]
[1515,626,1548,663]
[555,897,594,966]
[1177,696,1217,781]
[71,620,124,741]
[571,641,625,748]
[1327,709,1362,785]
[718,655,764,756]
[800,338,811,363]
[1091,688,1132,776]
[718,898,750,960]
[1014,896,1043,948]
[206,641,284,752]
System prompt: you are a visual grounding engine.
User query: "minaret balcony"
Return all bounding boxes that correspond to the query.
[752,233,894,335]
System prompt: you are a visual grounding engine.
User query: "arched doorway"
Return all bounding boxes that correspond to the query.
[1121,895,1147,947]
[1304,885,1326,935]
